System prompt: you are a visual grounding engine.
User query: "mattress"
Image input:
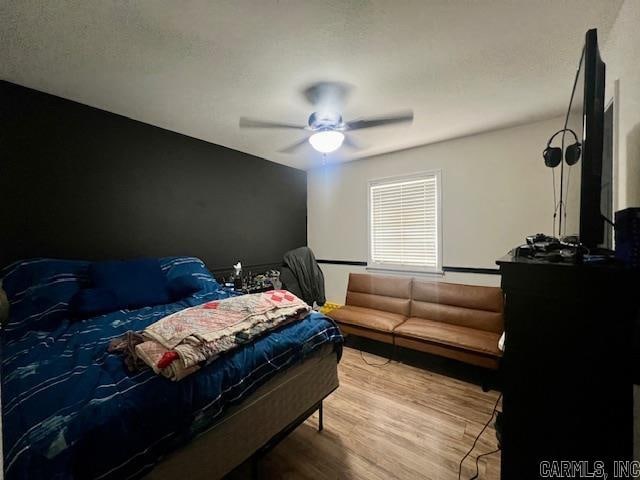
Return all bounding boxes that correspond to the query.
[145,343,339,480]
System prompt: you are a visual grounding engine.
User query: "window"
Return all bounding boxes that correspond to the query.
[368,171,441,272]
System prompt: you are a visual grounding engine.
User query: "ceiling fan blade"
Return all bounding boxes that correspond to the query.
[239,117,306,129]
[301,81,352,110]
[278,137,309,154]
[345,110,414,131]
[343,134,363,150]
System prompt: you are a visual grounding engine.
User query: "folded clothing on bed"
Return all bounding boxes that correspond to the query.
[124,290,311,380]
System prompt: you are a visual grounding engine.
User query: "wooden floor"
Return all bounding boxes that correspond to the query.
[257,346,502,480]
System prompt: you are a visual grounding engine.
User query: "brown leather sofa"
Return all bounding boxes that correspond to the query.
[328,273,504,369]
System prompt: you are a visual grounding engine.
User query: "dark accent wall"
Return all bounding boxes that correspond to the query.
[0,81,307,271]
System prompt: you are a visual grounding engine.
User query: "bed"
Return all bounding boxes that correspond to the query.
[0,257,343,480]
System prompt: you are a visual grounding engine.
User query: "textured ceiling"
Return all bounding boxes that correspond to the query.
[1,1,623,170]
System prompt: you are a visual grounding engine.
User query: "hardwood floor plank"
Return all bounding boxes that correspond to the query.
[259,346,501,479]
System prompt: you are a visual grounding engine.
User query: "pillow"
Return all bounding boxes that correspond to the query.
[0,259,89,301]
[167,275,203,301]
[89,259,170,309]
[71,288,118,319]
[160,257,219,288]
[0,259,89,333]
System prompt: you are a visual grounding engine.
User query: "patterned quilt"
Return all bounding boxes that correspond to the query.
[135,290,311,380]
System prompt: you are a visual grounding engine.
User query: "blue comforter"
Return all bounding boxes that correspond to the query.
[1,257,343,480]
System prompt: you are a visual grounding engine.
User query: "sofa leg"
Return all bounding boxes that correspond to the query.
[318,401,324,432]
[482,367,501,392]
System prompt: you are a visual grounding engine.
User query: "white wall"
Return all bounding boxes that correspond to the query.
[308,115,578,304]
[602,0,640,210]
[601,0,640,461]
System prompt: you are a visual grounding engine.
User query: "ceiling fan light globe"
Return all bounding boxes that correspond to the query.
[309,131,344,153]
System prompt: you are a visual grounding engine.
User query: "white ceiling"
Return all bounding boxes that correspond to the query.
[1,1,623,170]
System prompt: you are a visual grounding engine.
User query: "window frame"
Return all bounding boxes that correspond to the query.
[367,170,443,274]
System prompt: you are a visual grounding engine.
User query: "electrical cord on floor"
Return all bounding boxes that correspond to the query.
[458,393,502,480]
[359,349,392,366]
[468,447,501,480]
[358,340,396,367]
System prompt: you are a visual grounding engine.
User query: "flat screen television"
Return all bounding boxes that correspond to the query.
[563,28,608,251]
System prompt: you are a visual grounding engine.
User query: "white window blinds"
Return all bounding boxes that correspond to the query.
[369,173,440,271]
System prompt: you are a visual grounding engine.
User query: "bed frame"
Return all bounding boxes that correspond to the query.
[144,344,340,480]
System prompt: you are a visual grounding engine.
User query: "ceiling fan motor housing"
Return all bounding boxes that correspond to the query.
[308,111,343,131]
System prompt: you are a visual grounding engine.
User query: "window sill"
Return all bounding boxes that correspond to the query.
[366,265,444,277]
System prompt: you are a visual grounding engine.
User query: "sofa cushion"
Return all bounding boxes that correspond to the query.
[410,301,504,333]
[345,273,411,316]
[346,292,411,317]
[412,279,503,312]
[348,273,412,298]
[329,305,407,332]
[394,317,502,357]
[411,280,504,333]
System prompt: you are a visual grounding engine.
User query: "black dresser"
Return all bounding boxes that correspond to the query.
[497,255,637,479]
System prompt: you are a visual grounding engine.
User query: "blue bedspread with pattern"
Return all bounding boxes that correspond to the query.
[0,257,343,480]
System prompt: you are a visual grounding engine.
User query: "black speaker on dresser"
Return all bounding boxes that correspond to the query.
[496,255,637,480]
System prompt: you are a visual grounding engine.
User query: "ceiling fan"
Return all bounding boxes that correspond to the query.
[239,81,414,154]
